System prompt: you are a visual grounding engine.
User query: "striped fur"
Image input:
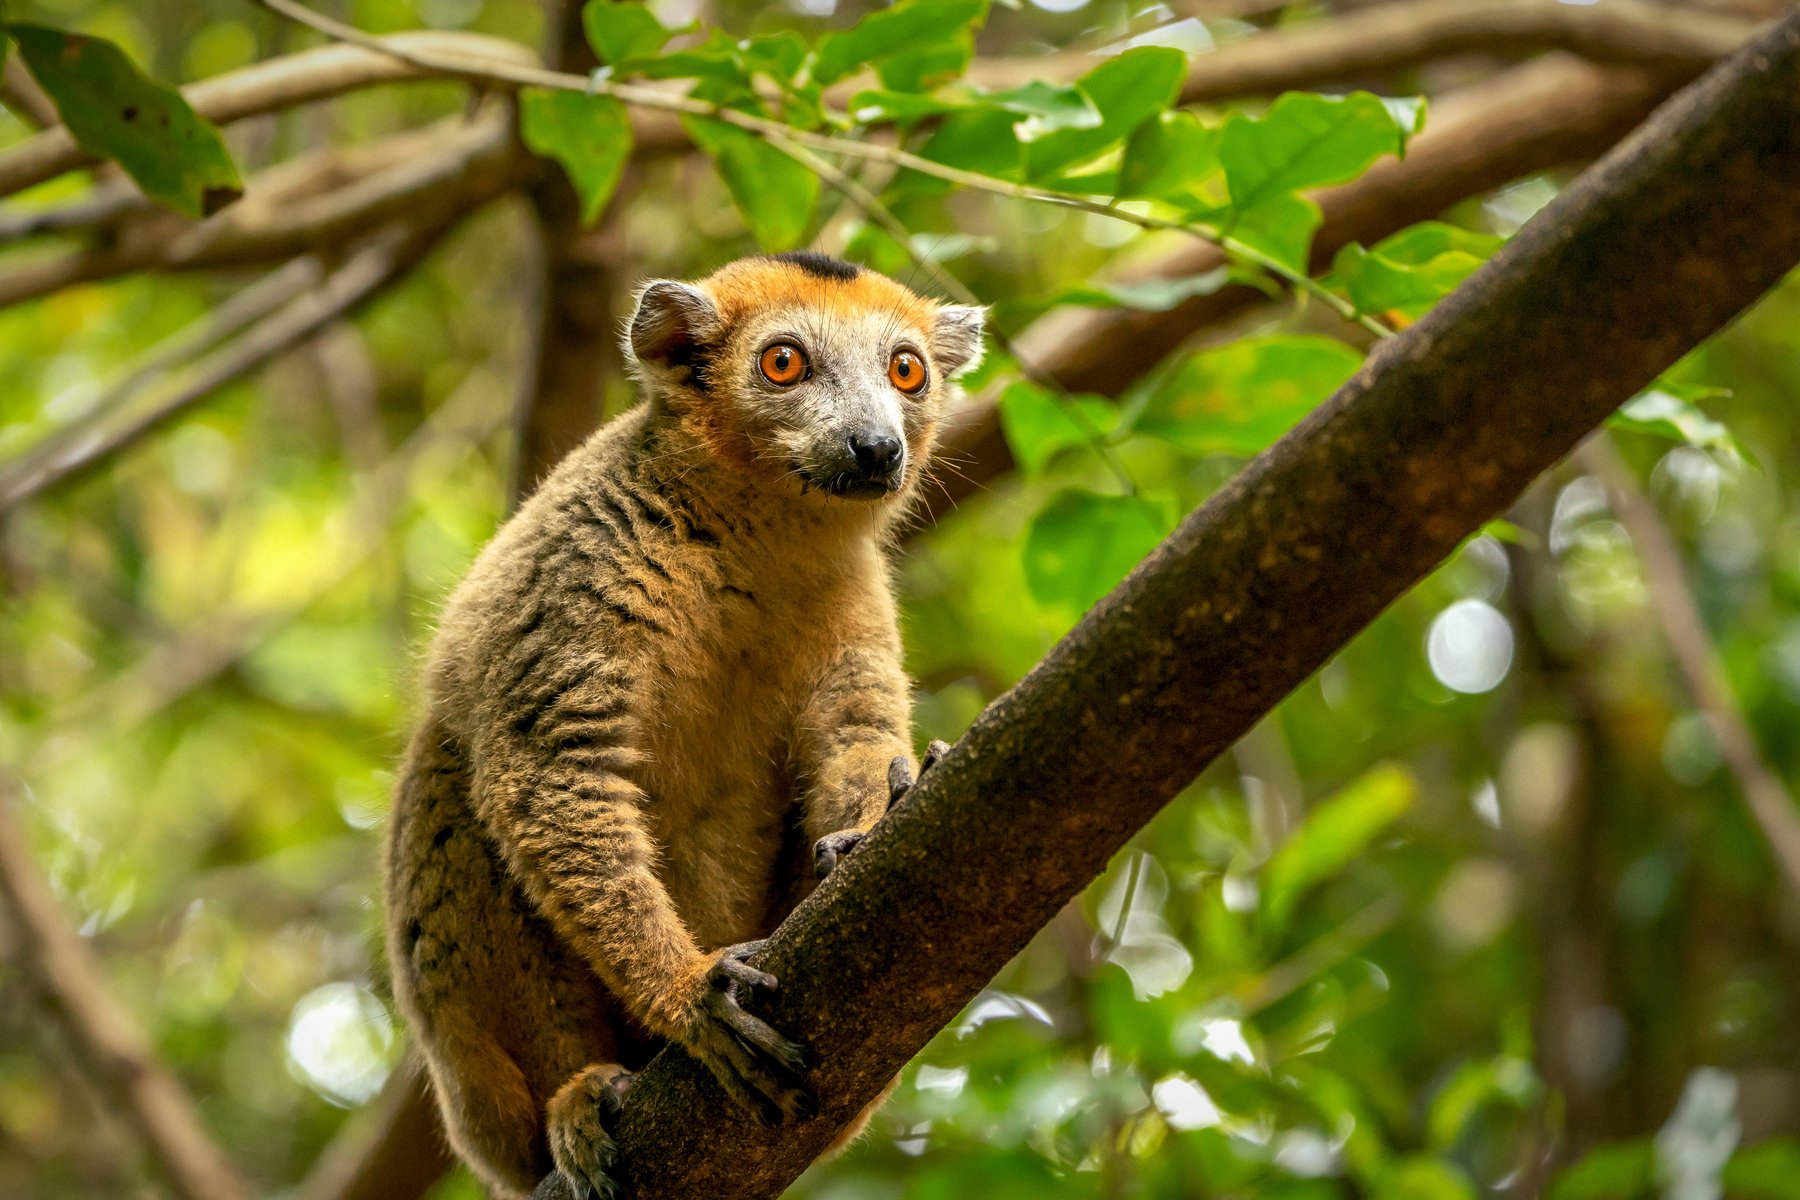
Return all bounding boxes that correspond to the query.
[385,257,984,1197]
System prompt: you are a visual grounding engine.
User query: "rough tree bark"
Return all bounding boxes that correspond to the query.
[592,12,1800,1197]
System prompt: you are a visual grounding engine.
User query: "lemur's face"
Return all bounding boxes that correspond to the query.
[627,253,984,503]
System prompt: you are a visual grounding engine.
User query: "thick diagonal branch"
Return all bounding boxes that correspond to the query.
[600,13,1800,1197]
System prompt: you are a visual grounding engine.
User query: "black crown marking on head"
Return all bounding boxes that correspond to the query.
[766,251,863,282]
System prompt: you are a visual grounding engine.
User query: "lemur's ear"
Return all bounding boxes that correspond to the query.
[628,281,721,369]
[933,304,986,378]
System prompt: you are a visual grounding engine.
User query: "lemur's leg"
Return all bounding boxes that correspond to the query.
[545,1064,634,1200]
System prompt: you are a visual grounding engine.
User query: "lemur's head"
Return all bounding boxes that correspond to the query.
[626,253,985,503]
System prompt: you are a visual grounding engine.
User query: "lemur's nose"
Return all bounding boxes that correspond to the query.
[848,430,904,481]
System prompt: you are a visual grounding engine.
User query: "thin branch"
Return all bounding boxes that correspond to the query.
[582,14,1800,1194]
[0,32,537,201]
[919,53,1693,527]
[1578,434,1800,895]
[0,779,251,1200]
[0,112,522,311]
[41,254,327,434]
[0,219,456,513]
[254,0,1389,338]
[1159,0,1750,105]
[0,54,58,129]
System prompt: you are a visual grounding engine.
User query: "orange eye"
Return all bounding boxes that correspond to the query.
[759,343,808,386]
[888,350,927,394]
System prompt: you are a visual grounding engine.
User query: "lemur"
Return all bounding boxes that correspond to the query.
[384,252,983,1199]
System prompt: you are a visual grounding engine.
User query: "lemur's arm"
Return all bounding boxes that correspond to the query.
[792,627,921,874]
[467,673,814,1123]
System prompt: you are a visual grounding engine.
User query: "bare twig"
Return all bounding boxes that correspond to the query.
[1578,435,1800,896]
[0,220,456,513]
[0,780,250,1200]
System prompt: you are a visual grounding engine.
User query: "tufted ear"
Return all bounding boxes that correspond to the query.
[932,304,986,378]
[627,280,722,370]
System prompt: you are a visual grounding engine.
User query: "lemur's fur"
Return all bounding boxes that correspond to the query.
[384,253,983,1199]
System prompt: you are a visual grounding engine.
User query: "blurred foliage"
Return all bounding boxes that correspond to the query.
[4,1,1800,1199]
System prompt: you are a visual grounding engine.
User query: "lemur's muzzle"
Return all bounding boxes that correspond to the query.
[820,427,904,499]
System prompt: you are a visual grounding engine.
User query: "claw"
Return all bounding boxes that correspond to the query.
[813,829,865,879]
[888,739,951,810]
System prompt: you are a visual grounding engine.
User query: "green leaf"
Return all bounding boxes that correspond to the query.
[1130,334,1363,457]
[1119,111,1221,202]
[12,24,242,218]
[810,0,987,90]
[1330,223,1497,320]
[519,90,632,226]
[984,80,1100,141]
[918,106,1022,183]
[1022,489,1169,612]
[683,116,819,250]
[1261,763,1414,930]
[1223,91,1415,203]
[849,88,968,125]
[1547,1141,1656,1200]
[1027,47,1186,181]
[1332,222,1502,318]
[1723,1138,1800,1199]
[581,1,679,66]
[1608,386,1745,460]
[994,269,1230,327]
[1372,1157,1477,1200]
[1225,190,1320,274]
[1219,92,1415,270]
[997,381,1118,475]
[616,28,751,93]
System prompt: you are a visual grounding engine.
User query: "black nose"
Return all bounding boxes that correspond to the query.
[848,430,904,481]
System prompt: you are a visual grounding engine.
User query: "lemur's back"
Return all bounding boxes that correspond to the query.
[384,253,983,1199]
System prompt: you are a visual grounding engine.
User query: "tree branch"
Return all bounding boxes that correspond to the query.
[0,781,251,1200]
[921,54,1692,526]
[0,32,537,201]
[1157,0,1748,105]
[0,219,458,512]
[588,13,1800,1196]
[0,112,522,312]
[1578,434,1800,895]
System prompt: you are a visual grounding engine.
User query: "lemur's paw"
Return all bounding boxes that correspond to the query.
[689,941,816,1127]
[813,829,865,879]
[886,739,950,810]
[546,1066,633,1200]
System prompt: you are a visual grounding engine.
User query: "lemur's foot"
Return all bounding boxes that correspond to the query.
[686,941,816,1127]
[545,1065,634,1200]
[812,829,864,879]
[814,740,952,879]
[887,739,950,810]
